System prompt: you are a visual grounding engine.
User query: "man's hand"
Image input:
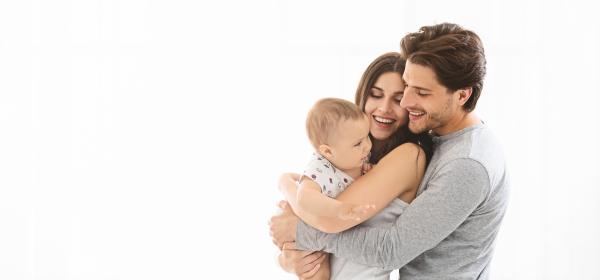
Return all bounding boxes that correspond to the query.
[269,200,299,248]
[278,242,327,279]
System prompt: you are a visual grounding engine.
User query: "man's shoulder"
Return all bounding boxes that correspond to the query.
[442,125,505,168]
[460,126,509,193]
[432,125,507,187]
[467,126,506,173]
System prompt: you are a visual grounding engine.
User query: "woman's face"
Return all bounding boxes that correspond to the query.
[364,72,408,141]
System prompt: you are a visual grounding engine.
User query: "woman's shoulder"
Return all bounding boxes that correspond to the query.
[377,142,428,170]
[388,142,426,157]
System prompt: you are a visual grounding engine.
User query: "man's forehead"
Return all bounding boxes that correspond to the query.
[404,62,438,88]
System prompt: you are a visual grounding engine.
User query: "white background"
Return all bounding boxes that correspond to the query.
[1,0,599,279]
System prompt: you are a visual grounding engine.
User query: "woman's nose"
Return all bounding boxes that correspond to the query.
[378,99,392,113]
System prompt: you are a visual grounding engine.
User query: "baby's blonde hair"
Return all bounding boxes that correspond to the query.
[306,98,366,149]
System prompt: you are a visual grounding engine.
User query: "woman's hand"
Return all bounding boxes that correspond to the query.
[335,202,376,221]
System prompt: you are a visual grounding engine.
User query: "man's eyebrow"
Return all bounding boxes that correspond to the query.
[410,85,432,91]
[403,81,432,91]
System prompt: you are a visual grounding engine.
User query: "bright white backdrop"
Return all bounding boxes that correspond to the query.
[1,0,599,279]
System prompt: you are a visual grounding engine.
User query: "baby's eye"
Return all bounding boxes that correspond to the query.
[354,141,362,147]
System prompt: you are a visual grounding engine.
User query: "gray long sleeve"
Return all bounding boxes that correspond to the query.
[297,158,488,269]
[296,124,510,279]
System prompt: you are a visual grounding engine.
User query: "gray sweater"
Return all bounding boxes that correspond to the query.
[296,124,510,280]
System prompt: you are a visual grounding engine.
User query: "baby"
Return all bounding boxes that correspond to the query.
[298,97,375,221]
[278,97,377,280]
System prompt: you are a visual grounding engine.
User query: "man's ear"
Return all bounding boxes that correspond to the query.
[318,144,334,159]
[457,87,473,106]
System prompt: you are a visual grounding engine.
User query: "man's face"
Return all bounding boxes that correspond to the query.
[400,61,463,136]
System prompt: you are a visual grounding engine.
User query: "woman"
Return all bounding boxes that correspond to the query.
[277,52,433,279]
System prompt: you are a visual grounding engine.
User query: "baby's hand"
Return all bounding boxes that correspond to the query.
[362,162,374,175]
[336,203,376,221]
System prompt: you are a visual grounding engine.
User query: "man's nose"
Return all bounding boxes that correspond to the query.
[400,87,415,109]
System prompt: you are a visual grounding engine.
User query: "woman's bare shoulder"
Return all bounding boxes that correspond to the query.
[377,142,427,172]
[386,142,426,159]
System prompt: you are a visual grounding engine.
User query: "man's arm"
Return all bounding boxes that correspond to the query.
[295,159,490,270]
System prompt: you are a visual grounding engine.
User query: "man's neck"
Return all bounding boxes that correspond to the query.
[434,112,481,136]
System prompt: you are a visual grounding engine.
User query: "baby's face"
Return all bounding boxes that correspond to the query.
[327,116,372,171]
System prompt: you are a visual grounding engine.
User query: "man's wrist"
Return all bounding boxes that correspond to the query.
[296,219,334,252]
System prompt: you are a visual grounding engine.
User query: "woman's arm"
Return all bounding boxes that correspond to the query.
[279,173,374,233]
[281,143,427,233]
[280,175,374,221]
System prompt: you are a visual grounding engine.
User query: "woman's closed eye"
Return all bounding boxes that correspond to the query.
[394,94,404,103]
[369,89,383,98]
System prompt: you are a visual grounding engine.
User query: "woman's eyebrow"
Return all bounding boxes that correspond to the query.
[373,86,404,95]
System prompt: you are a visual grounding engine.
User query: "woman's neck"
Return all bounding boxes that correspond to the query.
[369,138,388,163]
[371,138,385,152]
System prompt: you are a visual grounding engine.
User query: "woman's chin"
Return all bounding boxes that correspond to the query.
[370,131,393,141]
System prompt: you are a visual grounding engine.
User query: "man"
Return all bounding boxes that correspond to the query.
[270,23,510,279]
